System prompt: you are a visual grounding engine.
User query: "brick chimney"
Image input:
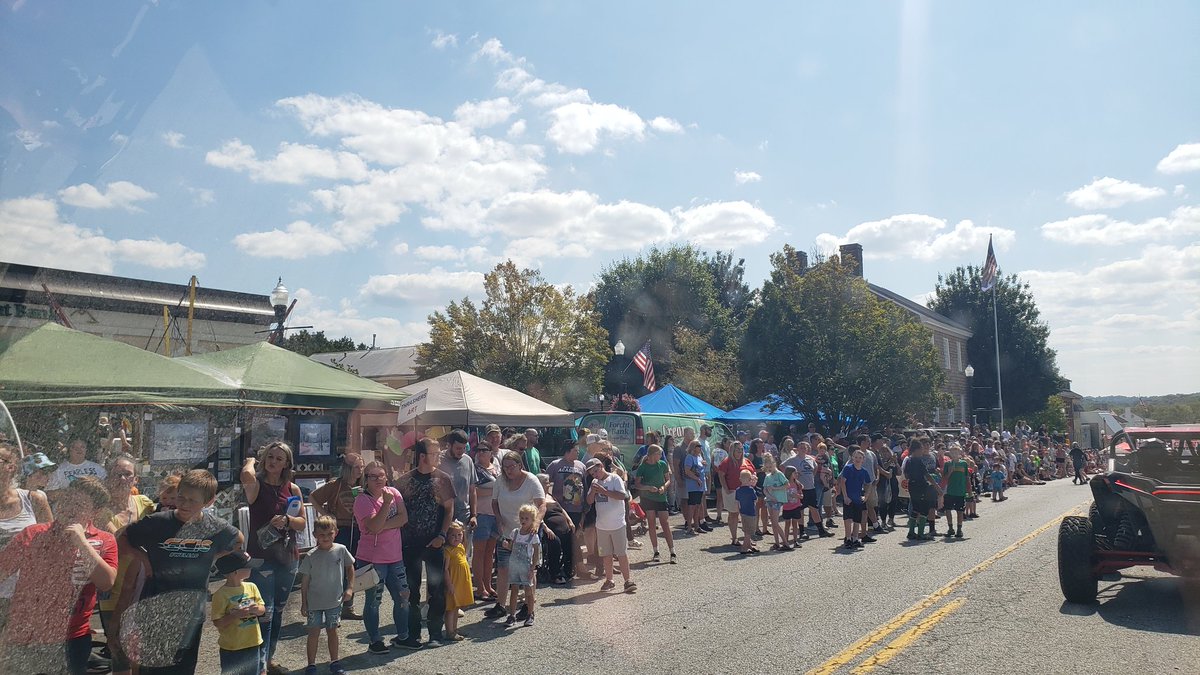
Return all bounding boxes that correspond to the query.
[839,243,863,278]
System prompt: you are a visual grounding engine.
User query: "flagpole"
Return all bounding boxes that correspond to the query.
[992,282,1004,432]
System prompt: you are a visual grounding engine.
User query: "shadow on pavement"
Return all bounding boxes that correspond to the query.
[1059,576,1200,635]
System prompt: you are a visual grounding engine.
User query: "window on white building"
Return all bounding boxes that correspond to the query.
[943,336,951,370]
[956,341,963,373]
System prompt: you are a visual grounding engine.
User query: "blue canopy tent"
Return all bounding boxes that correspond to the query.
[637,384,727,418]
[716,396,807,424]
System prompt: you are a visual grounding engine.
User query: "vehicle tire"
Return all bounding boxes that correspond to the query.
[1088,503,1113,550]
[1058,515,1098,604]
[1113,511,1139,551]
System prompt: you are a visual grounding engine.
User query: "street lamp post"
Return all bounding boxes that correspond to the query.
[257,277,312,344]
[964,364,976,426]
[613,340,627,397]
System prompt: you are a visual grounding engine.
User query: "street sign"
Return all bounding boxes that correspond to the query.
[397,388,429,424]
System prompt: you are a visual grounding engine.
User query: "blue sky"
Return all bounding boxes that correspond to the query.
[2,1,1198,397]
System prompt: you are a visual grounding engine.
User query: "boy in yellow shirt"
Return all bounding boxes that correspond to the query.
[211,551,266,675]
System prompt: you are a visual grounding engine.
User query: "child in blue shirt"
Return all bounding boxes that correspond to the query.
[734,470,759,555]
[990,463,1007,502]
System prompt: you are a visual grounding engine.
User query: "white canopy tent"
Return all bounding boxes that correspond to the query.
[357,370,575,428]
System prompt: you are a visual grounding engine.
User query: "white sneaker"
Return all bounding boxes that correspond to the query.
[628,539,643,549]
[457,608,465,618]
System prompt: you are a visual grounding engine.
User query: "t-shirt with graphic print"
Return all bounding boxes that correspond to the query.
[124,511,239,601]
[394,468,454,548]
[210,581,264,651]
[545,457,586,514]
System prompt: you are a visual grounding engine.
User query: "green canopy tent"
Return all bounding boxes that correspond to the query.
[0,323,239,406]
[177,341,406,411]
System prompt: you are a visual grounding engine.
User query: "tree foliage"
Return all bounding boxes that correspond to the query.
[929,266,1064,418]
[591,245,746,403]
[416,261,610,407]
[1029,394,1068,434]
[279,330,365,357]
[742,247,948,430]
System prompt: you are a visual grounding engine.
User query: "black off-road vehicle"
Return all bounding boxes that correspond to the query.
[1058,426,1200,603]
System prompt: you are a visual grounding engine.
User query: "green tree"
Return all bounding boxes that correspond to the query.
[592,245,741,400]
[1029,394,1068,433]
[742,248,948,430]
[279,330,365,357]
[671,326,741,408]
[416,261,610,407]
[929,266,1065,418]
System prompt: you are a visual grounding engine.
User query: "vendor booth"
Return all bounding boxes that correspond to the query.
[637,384,726,418]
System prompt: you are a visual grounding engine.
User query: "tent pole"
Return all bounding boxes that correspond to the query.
[162,306,171,356]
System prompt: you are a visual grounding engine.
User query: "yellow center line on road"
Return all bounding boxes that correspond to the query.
[806,501,1087,675]
[850,597,967,674]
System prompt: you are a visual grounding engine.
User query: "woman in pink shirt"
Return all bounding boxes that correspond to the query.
[354,461,410,655]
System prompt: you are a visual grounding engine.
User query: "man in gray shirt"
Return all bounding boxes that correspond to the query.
[438,429,477,556]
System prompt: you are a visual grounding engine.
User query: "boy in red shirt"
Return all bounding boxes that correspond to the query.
[0,475,118,674]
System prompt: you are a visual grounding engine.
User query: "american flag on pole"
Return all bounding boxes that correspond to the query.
[632,340,656,392]
[980,235,998,292]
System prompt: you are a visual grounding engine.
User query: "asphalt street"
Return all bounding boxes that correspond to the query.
[186,479,1200,674]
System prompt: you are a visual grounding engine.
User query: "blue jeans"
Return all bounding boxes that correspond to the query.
[219,646,263,675]
[362,560,409,643]
[250,558,298,666]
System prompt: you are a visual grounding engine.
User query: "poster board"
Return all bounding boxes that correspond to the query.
[150,420,209,464]
[298,420,333,457]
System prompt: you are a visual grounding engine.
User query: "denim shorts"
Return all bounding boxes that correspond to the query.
[473,514,498,541]
[306,608,340,629]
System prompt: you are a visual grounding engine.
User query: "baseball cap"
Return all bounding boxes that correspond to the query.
[484,424,502,435]
[215,550,263,576]
[22,452,56,476]
[584,458,603,471]
[597,428,609,441]
[585,433,602,445]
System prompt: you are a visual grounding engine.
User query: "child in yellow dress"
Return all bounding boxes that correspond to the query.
[443,520,474,641]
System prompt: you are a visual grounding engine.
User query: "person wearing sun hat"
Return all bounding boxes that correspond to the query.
[21,452,57,494]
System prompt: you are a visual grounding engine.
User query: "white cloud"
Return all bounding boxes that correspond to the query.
[360,268,486,303]
[113,238,207,269]
[1175,185,1188,197]
[816,214,1015,262]
[546,102,645,154]
[14,129,43,151]
[231,221,348,259]
[290,288,430,347]
[453,97,518,129]
[59,181,157,211]
[1063,177,1165,209]
[1157,143,1200,174]
[507,119,526,138]
[186,186,215,206]
[1021,244,1200,395]
[430,30,458,50]
[648,116,683,134]
[413,245,464,261]
[734,170,762,185]
[110,132,129,146]
[1040,206,1200,245]
[205,139,370,184]
[0,196,204,273]
[393,242,409,255]
[161,130,187,148]
[672,200,776,247]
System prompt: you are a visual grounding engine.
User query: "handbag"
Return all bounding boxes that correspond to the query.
[351,563,380,593]
[256,522,295,566]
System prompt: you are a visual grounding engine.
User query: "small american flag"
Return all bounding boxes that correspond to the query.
[632,340,656,392]
[980,235,998,292]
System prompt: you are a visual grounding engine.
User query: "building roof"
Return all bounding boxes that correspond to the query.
[0,262,272,325]
[309,345,419,379]
[867,283,972,338]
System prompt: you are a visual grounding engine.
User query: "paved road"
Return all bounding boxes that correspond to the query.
[185,479,1199,674]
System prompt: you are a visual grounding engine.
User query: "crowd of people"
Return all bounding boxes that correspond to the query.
[0,417,1096,674]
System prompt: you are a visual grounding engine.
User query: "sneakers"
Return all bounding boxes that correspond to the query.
[861,535,877,543]
[392,637,423,651]
[600,580,616,591]
[826,519,838,529]
[669,551,678,564]
[907,532,918,540]
[305,666,318,675]
[652,550,660,561]
[504,614,516,627]
[624,580,637,593]
[515,605,530,621]
[818,529,835,538]
[698,523,713,532]
[483,604,507,619]
[523,614,535,627]
[329,663,347,675]
[628,539,644,549]
[955,529,964,539]
[368,640,390,654]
